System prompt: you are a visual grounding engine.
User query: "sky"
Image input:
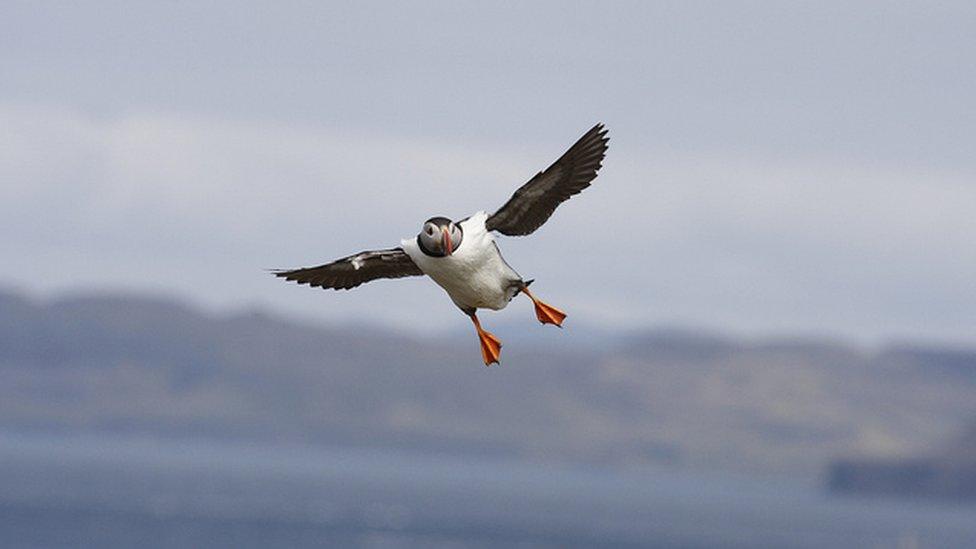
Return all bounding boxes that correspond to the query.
[2,1,974,345]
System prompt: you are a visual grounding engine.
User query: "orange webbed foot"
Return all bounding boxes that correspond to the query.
[532,299,566,327]
[470,313,502,366]
[478,329,502,366]
[521,287,567,327]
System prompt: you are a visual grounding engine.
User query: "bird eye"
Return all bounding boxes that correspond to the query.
[426,226,434,236]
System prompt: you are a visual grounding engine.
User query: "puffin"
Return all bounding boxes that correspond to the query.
[274,124,609,365]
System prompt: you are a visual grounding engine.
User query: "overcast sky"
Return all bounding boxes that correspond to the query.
[2,1,974,344]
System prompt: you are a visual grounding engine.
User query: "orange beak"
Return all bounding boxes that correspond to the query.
[442,227,454,256]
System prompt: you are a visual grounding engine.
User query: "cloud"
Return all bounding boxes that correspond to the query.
[1,103,974,344]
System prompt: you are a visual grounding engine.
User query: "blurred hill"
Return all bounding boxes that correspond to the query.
[829,420,976,500]
[1,288,975,480]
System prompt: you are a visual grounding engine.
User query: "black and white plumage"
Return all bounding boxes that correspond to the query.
[486,123,609,236]
[274,124,609,364]
[274,248,422,290]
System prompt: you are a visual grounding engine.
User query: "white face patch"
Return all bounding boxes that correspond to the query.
[450,225,462,248]
[419,223,442,253]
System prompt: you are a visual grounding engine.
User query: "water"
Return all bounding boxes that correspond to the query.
[0,432,973,548]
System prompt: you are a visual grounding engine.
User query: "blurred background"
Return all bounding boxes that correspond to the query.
[2,1,975,547]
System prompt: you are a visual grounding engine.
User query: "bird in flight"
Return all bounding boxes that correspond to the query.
[274,124,609,365]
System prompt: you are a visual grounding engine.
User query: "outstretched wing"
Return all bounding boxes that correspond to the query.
[485,123,609,236]
[273,247,423,290]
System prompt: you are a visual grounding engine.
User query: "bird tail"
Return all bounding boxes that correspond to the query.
[514,279,534,296]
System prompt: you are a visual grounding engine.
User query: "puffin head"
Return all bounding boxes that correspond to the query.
[417,216,463,257]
